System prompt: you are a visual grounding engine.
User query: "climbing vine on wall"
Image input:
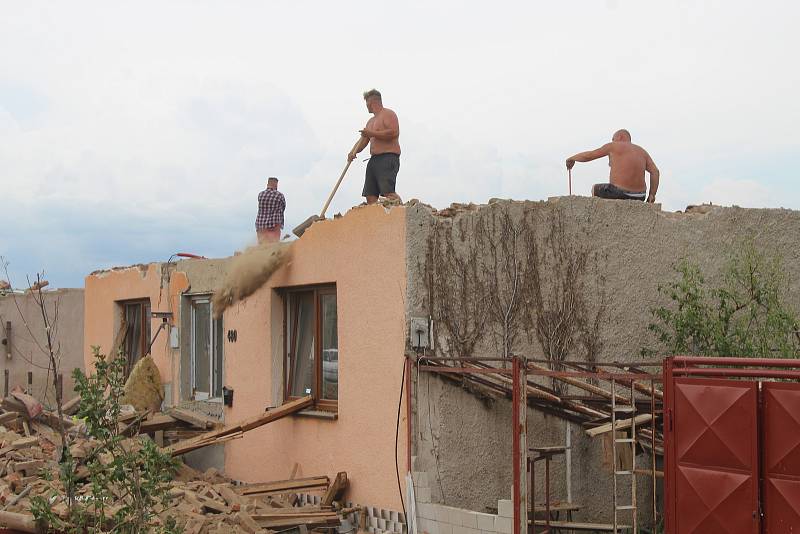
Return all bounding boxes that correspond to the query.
[422,203,607,392]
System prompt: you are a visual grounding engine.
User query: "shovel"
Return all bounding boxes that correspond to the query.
[293,139,361,238]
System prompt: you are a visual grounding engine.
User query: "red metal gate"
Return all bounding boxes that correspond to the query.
[762,383,800,532]
[664,357,800,533]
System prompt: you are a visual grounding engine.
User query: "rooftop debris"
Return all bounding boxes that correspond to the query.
[0,394,346,533]
[212,242,293,319]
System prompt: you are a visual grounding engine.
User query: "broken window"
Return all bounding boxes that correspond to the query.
[285,285,338,406]
[121,300,151,375]
[190,296,224,400]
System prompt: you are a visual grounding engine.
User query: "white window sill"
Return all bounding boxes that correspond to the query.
[296,408,338,420]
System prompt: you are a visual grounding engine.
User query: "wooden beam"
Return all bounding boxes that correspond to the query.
[531,520,630,531]
[585,414,654,437]
[0,510,38,533]
[168,407,220,429]
[321,472,347,506]
[238,475,329,496]
[166,396,313,456]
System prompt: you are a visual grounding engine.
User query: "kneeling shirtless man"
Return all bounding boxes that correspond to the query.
[566,129,660,203]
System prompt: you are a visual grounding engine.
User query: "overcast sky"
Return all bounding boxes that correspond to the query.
[1,1,799,288]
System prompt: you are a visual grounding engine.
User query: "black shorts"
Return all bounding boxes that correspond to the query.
[363,153,400,197]
[593,183,646,201]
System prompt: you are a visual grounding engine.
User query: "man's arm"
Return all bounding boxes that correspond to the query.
[645,152,660,203]
[566,143,612,169]
[348,135,370,161]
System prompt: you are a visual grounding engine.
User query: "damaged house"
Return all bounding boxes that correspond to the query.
[81,196,800,532]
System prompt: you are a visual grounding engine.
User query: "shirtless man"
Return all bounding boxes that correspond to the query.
[348,89,401,204]
[566,129,660,203]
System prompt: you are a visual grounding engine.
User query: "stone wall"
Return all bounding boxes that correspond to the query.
[405,196,800,525]
[0,288,85,409]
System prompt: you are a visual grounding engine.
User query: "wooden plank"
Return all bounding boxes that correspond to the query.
[238,475,329,496]
[585,414,653,437]
[531,520,630,531]
[321,471,347,506]
[0,411,19,424]
[0,510,38,533]
[62,395,82,415]
[166,396,313,456]
[137,414,179,433]
[253,513,339,529]
[168,407,219,429]
[634,468,664,479]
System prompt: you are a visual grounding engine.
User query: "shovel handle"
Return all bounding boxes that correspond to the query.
[319,139,361,218]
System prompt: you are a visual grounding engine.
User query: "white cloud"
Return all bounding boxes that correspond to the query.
[1,0,800,286]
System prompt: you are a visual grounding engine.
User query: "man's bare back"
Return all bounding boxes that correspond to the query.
[566,129,660,202]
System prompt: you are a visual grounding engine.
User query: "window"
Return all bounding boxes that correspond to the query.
[190,296,224,400]
[285,285,338,406]
[121,300,151,375]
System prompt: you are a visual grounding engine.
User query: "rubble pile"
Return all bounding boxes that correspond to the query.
[0,394,348,534]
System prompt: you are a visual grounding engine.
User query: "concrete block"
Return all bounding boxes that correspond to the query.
[368,528,375,534]
[378,518,387,530]
[412,471,430,488]
[370,517,379,528]
[390,511,400,522]
[416,487,432,503]
[418,503,436,520]
[420,519,439,534]
[453,525,470,534]
[438,523,453,534]
[475,513,495,532]
[448,507,462,526]
[435,505,451,524]
[382,509,391,520]
[494,517,512,534]
[497,500,513,518]
[459,511,478,529]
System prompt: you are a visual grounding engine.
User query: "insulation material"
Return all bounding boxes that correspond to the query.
[212,242,293,319]
[122,355,164,412]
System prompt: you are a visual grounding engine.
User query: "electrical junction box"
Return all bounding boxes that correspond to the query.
[169,327,180,349]
[410,317,430,348]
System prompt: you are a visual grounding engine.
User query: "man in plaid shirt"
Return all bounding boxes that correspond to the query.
[255,177,286,244]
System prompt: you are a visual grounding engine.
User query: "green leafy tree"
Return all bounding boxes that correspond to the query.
[647,243,800,358]
[31,347,181,533]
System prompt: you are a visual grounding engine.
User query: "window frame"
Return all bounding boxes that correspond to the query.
[188,294,224,401]
[118,299,151,376]
[282,284,338,411]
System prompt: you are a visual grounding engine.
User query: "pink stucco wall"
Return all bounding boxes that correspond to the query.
[83,264,188,385]
[223,205,408,510]
[82,205,408,510]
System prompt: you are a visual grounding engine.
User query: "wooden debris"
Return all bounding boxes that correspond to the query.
[167,396,313,456]
[168,408,220,430]
[238,476,330,497]
[585,414,654,437]
[0,396,345,534]
[9,390,43,420]
[61,396,82,416]
[321,471,348,506]
[0,510,38,533]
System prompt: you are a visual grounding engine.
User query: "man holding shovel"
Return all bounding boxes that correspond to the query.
[348,89,402,204]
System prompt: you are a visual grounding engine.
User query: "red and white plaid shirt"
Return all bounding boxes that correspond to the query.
[255,188,286,230]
